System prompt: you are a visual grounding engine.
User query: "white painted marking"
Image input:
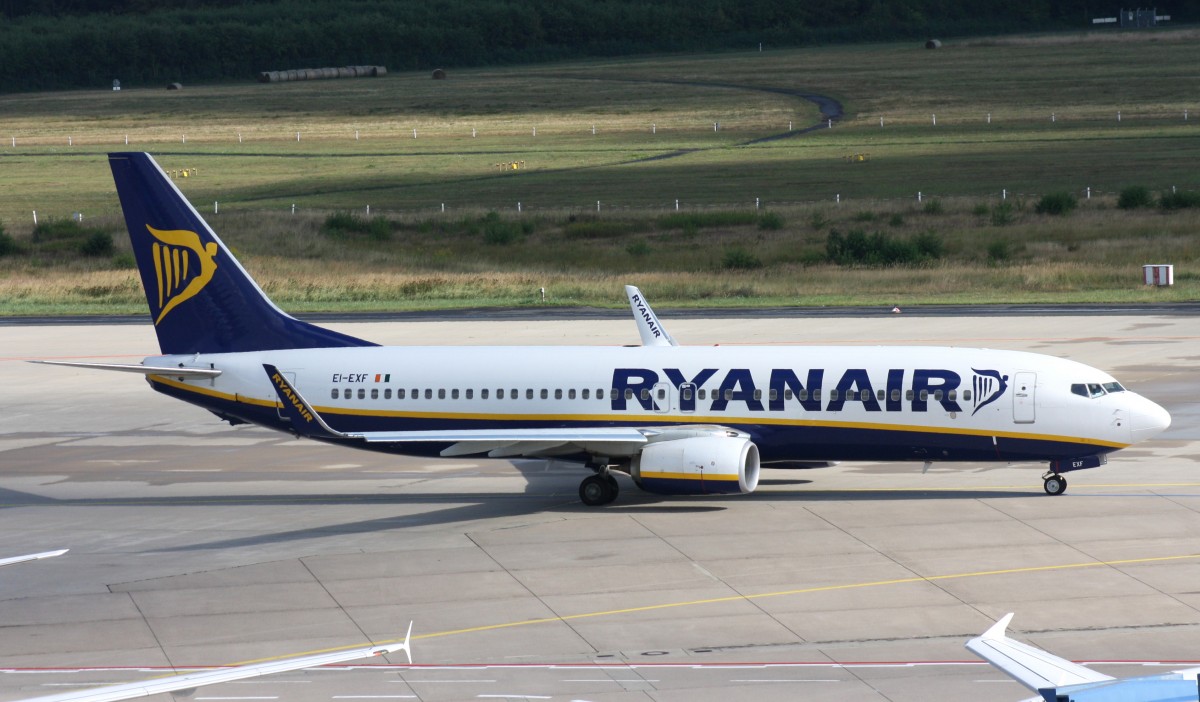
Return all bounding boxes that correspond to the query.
[400,680,497,683]
[332,696,416,699]
[561,679,658,683]
[477,696,551,700]
[195,697,279,700]
[730,679,840,683]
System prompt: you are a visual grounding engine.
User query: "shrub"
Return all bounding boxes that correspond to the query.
[922,199,944,215]
[984,241,1012,262]
[826,229,942,267]
[31,218,85,243]
[322,212,392,240]
[810,211,829,230]
[481,211,525,245]
[564,219,636,238]
[0,230,19,257]
[757,211,784,230]
[625,240,651,257]
[889,213,905,227]
[1159,190,1200,210]
[1117,185,1153,210]
[1035,192,1077,216]
[852,210,877,222]
[721,247,763,270]
[79,231,114,256]
[971,203,990,217]
[990,201,1016,226]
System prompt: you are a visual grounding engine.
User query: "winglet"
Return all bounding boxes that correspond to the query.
[263,364,352,440]
[396,620,414,665]
[625,285,677,347]
[965,613,1114,694]
[0,549,68,568]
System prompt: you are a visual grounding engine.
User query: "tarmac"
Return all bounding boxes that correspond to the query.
[1,311,1198,702]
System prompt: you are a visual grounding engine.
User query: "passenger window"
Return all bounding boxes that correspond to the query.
[582,389,589,400]
[682,387,693,401]
[371,388,379,400]
[962,390,972,401]
[877,389,885,401]
[397,389,406,400]
[331,388,339,399]
[358,388,366,400]
[541,389,549,400]
[568,389,576,400]
[785,389,794,400]
[920,390,929,401]
[724,389,733,401]
[640,389,650,401]
[424,389,432,399]
[452,389,459,399]
[891,389,901,402]
[906,390,914,401]
[797,389,806,401]
[512,388,518,399]
[481,389,489,399]
[438,389,446,400]
[625,389,634,400]
[948,390,956,401]
[829,390,839,402]
[555,389,563,400]
[753,389,762,401]
[699,389,707,400]
[657,388,665,400]
[933,390,943,401]
[812,389,821,401]
[861,389,870,401]
[465,389,472,400]
[526,389,534,400]
[597,389,605,399]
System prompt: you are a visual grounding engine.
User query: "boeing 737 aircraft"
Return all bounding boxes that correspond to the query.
[41,153,1171,506]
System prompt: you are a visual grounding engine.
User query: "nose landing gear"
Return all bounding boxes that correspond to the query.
[1042,472,1067,495]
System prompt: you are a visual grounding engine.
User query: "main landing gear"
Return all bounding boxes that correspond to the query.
[1042,471,1067,496]
[579,464,620,506]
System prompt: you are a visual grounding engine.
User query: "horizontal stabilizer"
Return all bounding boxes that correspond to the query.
[965,613,1114,693]
[30,360,221,378]
[15,628,412,702]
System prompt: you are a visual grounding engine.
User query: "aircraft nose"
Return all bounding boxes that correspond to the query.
[1130,395,1171,443]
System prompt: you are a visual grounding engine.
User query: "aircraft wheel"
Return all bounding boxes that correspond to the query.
[605,473,620,497]
[580,474,615,506]
[1043,475,1067,495]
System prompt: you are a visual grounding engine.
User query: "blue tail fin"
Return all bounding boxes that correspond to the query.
[109,152,376,354]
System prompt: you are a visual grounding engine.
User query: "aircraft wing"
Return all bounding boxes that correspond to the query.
[0,550,68,568]
[966,613,1115,693]
[14,625,412,702]
[264,364,658,457]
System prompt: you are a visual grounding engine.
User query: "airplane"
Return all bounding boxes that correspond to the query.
[967,613,1199,701]
[14,624,412,702]
[37,152,1171,506]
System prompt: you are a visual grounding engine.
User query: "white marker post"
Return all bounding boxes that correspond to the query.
[755,197,760,210]
[597,200,601,212]
[472,128,476,137]
[987,112,991,124]
[931,114,936,126]
[917,191,922,202]
[68,136,73,146]
[32,210,37,225]
[413,128,417,139]
[366,205,370,216]
[181,134,185,143]
[517,202,522,212]
[441,203,445,213]
[532,127,536,137]
[355,130,359,140]
[125,134,129,144]
[675,199,679,211]
[239,132,243,143]
[591,124,596,135]
[291,204,296,214]
[296,131,301,141]
[214,201,219,214]
[1086,187,1091,199]
[652,123,656,134]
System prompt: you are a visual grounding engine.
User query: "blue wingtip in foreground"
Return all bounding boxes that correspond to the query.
[108,152,375,355]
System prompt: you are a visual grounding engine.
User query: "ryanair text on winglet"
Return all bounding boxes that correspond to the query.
[631,294,663,339]
[272,371,314,423]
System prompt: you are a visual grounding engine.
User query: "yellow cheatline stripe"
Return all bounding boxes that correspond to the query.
[149,377,1124,449]
[229,552,1200,666]
[641,471,740,481]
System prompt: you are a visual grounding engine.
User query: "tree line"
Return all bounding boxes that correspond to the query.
[0,0,1193,92]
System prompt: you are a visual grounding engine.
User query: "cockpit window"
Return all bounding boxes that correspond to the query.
[1072,383,1108,398]
[1103,381,1125,393]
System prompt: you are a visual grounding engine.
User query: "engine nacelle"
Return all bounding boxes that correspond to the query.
[631,436,760,496]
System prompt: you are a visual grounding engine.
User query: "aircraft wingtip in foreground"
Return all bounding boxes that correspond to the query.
[42,152,1171,505]
[968,613,1199,701]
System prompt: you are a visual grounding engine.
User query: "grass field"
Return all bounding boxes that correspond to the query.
[1,29,1198,313]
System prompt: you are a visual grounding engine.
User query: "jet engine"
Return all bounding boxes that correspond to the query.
[630,436,760,495]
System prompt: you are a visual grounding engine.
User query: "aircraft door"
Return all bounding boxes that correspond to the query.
[1013,371,1036,424]
[652,382,671,414]
[678,382,696,413]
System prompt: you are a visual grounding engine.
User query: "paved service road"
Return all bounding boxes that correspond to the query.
[1,313,1198,701]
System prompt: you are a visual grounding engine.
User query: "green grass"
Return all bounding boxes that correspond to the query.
[1,29,1198,313]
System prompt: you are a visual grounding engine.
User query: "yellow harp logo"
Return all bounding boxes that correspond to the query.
[147,225,219,325]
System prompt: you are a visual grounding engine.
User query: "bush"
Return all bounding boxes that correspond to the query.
[1159,189,1200,210]
[78,231,114,256]
[321,212,392,240]
[990,201,1016,226]
[564,219,636,238]
[1035,192,1077,216]
[1117,185,1153,210]
[625,240,651,257]
[480,211,526,245]
[757,211,785,230]
[721,247,763,270]
[987,239,1013,263]
[810,211,829,230]
[971,203,990,217]
[922,199,944,215]
[0,230,19,257]
[888,213,905,227]
[826,229,943,267]
[852,210,877,222]
[657,211,759,231]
